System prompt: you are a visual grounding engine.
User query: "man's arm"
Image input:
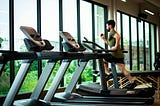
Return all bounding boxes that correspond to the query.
[100,34,109,44]
[111,33,120,50]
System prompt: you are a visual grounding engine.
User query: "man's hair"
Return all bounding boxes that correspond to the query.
[106,20,115,28]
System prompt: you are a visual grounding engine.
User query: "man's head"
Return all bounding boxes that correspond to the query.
[106,20,115,31]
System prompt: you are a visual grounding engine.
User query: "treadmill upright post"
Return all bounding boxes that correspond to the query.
[44,59,72,101]
[3,60,34,106]
[98,59,108,92]
[0,62,5,76]
[64,59,88,96]
[30,59,57,99]
[111,62,119,88]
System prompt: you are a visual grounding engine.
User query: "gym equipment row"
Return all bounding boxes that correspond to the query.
[0,26,155,106]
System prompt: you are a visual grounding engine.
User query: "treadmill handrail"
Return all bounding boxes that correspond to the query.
[0,50,37,62]
[0,50,113,62]
[82,40,128,53]
[82,42,114,53]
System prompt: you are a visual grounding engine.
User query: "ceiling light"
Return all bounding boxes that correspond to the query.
[144,9,154,15]
[121,0,127,2]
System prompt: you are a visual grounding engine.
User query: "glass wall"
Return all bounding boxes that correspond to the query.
[117,11,157,71]
[0,0,107,95]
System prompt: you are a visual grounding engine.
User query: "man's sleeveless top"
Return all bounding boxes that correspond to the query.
[108,30,124,58]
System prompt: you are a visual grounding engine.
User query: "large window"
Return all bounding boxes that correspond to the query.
[0,0,107,95]
[80,0,92,41]
[94,5,106,48]
[138,21,144,70]
[145,22,150,70]
[117,11,157,71]
[14,0,37,93]
[14,0,37,51]
[0,0,9,50]
[63,0,77,39]
[0,0,9,96]
[131,17,138,70]
[122,14,130,70]
[41,0,59,51]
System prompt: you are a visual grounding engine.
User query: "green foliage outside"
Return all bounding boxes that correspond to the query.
[0,37,3,44]
[0,37,3,47]
[0,41,94,96]
[0,60,93,96]
[64,60,93,87]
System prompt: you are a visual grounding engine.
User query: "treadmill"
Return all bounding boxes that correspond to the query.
[4,26,134,106]
[3,26,154,106]
[77,38,155,97]
[1,26,55,106]
[46,32,155,105]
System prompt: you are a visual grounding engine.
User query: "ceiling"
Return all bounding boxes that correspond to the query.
[132,0,160,14]
[145,0,160,10]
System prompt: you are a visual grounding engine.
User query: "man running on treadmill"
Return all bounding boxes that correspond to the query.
[100,20,137,89]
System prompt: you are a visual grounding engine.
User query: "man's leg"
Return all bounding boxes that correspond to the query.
[117,63,137,89]
[103,59,113,80]
[103,59,111,74]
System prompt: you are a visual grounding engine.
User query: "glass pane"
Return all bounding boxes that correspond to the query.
[117,12,121,35]
[41,0,59,51]
[80,1,92,41]
[131,17,138,70]
[94,5,106,81]
[122,14,130,70]
[41,0,59,90]
[94,5,105,48]
[0,0,9,50]
[14,0,37,51]
[14,0,37,93]
[151,24,155,69]
[63,0,77,39]
[63,0,77,87]
[80,1,93,83]
[0,0,10,96]
[145,22,150,70]
[138,21,144,70]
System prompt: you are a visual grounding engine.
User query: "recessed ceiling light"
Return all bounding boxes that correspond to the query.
[144,9,154,15]
[121,0,127,2]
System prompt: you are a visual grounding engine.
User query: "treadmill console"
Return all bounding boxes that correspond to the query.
[59,31,86,52]
[20,26,54,52]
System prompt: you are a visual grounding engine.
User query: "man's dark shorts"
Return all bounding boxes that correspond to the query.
[104,54,125,64]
